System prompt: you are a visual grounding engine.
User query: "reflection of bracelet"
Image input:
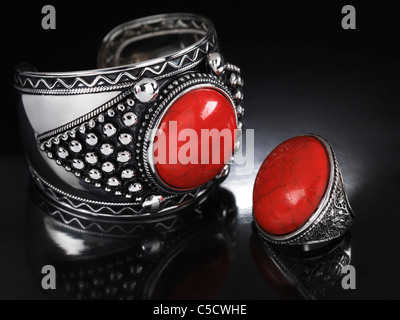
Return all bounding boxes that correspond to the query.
[27,185,237,299]
[15,13,244,215]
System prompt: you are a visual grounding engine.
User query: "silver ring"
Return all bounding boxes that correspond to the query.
[15,13,244,217]
[253,134,355,245]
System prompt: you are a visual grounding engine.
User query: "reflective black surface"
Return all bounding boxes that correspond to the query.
[2,1,400,299]
[26,183,237,300]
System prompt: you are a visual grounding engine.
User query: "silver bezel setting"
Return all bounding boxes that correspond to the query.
[142,73,238,194]
[253,134,355,245]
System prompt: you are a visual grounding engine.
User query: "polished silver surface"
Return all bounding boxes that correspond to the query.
[118,133,133,145]
[121,169,135,180]
[207,52,225,76]
[100,143,114,156]
[121,112,138,127]
[133,78,159,103]
[142,195,164,213]
[129,182,142,193]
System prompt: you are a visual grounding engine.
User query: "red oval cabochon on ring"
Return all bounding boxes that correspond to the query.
[253,136,330,235]
[154,88,237,190]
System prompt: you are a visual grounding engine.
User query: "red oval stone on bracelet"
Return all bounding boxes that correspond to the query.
[154,88,237,190]
[253,135,331,235]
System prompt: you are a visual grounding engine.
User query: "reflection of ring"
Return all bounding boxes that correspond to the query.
[251,231,352,299]
[15,13,244,215]
[253,134,355,245]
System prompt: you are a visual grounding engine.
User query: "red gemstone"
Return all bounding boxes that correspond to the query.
[253,135,331,235]
[154,88,237,190]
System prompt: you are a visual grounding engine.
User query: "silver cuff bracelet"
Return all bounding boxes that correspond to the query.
[15,13,244,226]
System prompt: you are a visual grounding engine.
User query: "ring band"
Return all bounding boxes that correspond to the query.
[15,13,244,217]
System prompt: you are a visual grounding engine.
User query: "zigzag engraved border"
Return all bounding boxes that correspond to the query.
[41,205,189,237]
[31,166,204,217]
[48,210,146,235]
[33,181,206,237]
[14,37,215,95]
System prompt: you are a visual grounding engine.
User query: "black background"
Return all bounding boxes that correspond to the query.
[3,1,400,154]
[1,0,399,300]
